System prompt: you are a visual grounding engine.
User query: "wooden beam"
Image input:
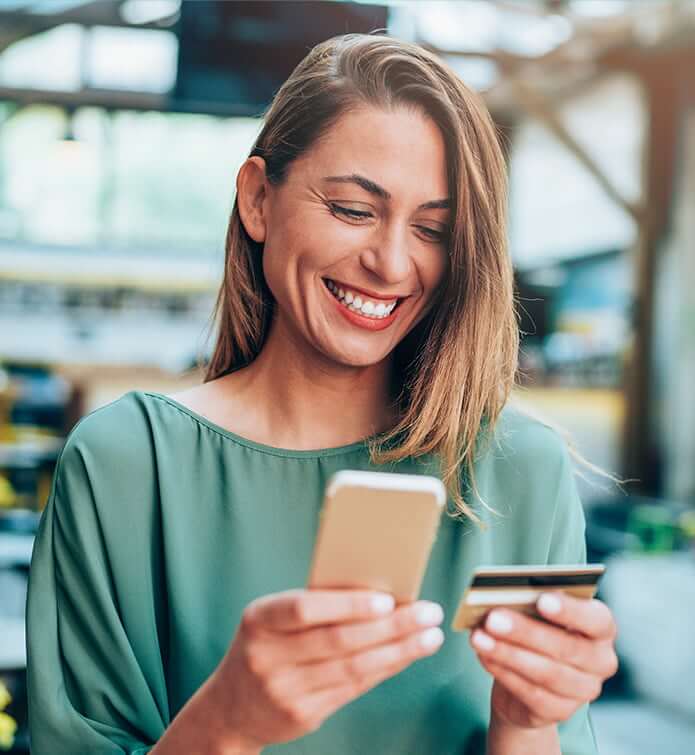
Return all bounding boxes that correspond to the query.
[0,1,129,55]
[621,65,686,491]
[0,85,167,112]
[504,73,643,224]
[593,38,695,490]
[0,85,265,118]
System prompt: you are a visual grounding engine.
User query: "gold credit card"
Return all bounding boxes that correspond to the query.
[451,563,605,632]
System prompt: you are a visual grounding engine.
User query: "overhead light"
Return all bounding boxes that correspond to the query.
[569,1,630,18]
[500,13,573,57]
[524,266,568,288]
[27,0,90,12]
[53,109,90,169]
[632,11,671,46]
[119,0,180,26]
[445,56,499,92]
[86,26,178,93]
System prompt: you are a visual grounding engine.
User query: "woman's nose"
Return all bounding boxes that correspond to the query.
[359,225,412,286]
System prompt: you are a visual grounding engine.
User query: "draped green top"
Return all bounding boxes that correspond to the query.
[26,390,598,754]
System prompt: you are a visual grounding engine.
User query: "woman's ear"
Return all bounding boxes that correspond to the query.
[236,156,268,243]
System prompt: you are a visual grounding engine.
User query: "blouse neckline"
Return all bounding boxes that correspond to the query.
[140,390,388,459]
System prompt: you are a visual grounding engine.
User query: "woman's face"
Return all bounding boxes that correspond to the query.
[241,105,450,368]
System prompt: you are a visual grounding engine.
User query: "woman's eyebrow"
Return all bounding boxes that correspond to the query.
[323,173,449,210]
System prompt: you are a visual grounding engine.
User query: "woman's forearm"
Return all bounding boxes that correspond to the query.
[149,670,262,755]
[486,716,561,755]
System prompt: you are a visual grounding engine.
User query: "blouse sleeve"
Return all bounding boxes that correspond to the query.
[25,413,168,754]
[547,439,600,755]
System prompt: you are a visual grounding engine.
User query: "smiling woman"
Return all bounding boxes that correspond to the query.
[204,36,516,521]
[25,33,614,755]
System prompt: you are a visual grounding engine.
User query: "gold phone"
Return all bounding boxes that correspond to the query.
[307,470,447,604]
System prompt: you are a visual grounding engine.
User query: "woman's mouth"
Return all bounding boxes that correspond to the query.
[322,278,405,330]
[323,279,401,318]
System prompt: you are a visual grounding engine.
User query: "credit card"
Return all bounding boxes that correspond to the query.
[451,563,605,631]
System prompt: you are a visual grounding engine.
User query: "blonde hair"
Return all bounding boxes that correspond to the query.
[201,34,518,525]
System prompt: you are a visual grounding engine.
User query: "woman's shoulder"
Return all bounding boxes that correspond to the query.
[473,402,587,564]
[43,392,161,541]
[60,390,152,453]
[55,390,158,483]
[491,400,570,460]
[475,399,574,489]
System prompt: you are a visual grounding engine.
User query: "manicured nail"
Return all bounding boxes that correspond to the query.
[419,627,444,649]
[538,593,562,615]
[371,594,395,614]
[487,611,513,634]
[472,630,495,651]
[416,602,444,625]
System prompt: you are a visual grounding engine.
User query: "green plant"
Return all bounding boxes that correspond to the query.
[0,680,17,750]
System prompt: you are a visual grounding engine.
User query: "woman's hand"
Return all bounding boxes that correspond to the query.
[212,588,444,751]
[469,592,618,730]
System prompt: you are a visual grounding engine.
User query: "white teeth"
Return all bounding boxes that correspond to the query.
[324,279,399,319]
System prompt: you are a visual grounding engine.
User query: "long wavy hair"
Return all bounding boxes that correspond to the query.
[200,33,519,525]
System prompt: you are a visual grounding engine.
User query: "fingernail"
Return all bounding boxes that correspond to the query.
[419,627,444,649]
[472,630,495,651]
[487,611,513,634]
[416,603,444,625]
[371,594,395,614]
[538,593,562,615]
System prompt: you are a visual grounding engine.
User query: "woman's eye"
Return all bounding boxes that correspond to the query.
[417,226,448,243]
[328,203,373,221]
[328,203,447,243]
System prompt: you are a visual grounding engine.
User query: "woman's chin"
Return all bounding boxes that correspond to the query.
[319,339,393,369]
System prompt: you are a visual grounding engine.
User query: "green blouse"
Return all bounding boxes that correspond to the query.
[26,390,599,754]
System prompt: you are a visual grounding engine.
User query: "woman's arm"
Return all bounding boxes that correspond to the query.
[150,670,261,755]
[486,715,561,755]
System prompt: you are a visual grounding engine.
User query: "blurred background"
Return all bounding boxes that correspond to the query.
[0,0,694,752]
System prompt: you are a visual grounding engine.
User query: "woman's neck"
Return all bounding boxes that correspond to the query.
[216,320,399,451]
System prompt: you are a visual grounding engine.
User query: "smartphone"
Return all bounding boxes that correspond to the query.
[451,563,606,631]
[307,469,447,604]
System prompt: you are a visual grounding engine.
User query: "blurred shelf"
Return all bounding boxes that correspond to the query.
[0,531,35,570]
[0,312,209,374]
[0,245,221,294]
[512,386,625,416]
[0,617,25,670]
